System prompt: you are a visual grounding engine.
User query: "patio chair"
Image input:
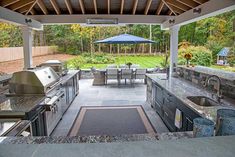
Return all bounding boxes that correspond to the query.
[120,69,133,84]
[130,64,140,69]
[107,64,118,69]
[106,68,119,85]
[135,69,147,83]
[119,64,128,68]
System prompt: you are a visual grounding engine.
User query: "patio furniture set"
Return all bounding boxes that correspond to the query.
[92,64,147,85]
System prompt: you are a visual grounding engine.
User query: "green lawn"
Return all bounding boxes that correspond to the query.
[80,56,164,69]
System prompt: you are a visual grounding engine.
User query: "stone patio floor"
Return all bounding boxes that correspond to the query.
[52,79,169,136]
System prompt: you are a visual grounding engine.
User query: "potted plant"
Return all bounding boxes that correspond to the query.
[184,52,193,67]
[126,62,132,69]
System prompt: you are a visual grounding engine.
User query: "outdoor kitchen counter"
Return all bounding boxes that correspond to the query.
[0,132,193,144]
[0,95,45,116]
[0,135,234,157]
[60,70,79,85]
[146,74,235,122]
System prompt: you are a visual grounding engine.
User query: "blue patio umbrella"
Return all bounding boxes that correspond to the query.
[95,33,155,44]
[95,33,155,63]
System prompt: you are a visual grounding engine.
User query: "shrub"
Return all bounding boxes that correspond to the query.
[67,56,85,69]
[178,46,213,66]
[228,46,235,67]
[206,41,223,62]
[82,52,116,64]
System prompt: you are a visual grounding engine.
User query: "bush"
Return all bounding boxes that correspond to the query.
[206,41,223,62]
[67,56,85,69]
[178,46,213,66]
[228,46,235,67]
[82,53,116,64]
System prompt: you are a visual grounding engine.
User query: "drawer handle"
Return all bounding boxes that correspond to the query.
[165,112,169,117]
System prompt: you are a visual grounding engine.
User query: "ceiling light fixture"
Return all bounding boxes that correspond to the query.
[169,19,175,24]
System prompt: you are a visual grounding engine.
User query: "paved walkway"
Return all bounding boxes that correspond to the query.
[52,79,169,136]
[0,54,75,74]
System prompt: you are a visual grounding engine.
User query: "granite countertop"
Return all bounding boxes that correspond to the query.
[178,65,235,81]
[60,70,79,85]
[0,131,193,144]
[146,74,235,122]
[0,136,235,157]
[0,95,45,116]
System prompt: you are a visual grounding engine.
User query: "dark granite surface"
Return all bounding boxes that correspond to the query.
[0,131,194,144]
[146,74,235,122]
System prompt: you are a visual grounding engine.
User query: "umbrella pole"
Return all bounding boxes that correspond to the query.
[125,45,127,64]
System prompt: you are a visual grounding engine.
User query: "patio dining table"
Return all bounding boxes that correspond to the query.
[92,68,154,86]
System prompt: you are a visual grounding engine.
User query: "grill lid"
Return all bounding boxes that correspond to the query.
[9,67,60,94]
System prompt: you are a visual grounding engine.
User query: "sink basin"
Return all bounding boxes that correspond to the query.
[187,96,219,107]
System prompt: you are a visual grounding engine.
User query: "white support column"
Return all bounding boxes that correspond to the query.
[169,25,180,76]
[21,26,33,70]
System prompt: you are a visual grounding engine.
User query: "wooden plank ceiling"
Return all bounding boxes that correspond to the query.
[0,0,209,16]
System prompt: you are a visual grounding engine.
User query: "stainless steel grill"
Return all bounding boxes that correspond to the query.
[39,60,68,76]
[9,67,60,95]
[8,67,64,136]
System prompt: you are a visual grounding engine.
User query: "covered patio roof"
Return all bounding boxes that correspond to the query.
[0,0,234,29]
[0,0,235,73]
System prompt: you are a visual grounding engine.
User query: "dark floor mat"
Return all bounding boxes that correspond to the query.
[68,106,156,136]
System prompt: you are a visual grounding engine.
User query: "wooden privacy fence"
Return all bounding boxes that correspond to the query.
[0,46,58,62]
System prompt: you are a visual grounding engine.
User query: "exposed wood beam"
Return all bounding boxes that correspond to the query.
[107,0,110,14]
[8,0,34,11]
[132,0,138,15]
[168,4,184,14]
[144,0,152,15]
[93,0,97,14]
[162,0,235,29]
[162,0,177,15]
[193,0,207,5]
[0,6,42,30]
[17,4,33,14]
[29,14,172,25]
[1,0,19,7]
[37,0,48,15]
[25,0,37,15]
[65,0,73,14]
[176,0,198,9]
[167,10,173,15]
[50,0,61,15]
[79,0,85,14]
[156,1,164,15]
[165,0,190,12]
[120,0,124,14]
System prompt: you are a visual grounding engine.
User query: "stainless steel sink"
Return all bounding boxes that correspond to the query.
[187,96,219,107]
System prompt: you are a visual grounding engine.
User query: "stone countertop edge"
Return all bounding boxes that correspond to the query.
[0,131,194,144]
[60,70,79,85]
[178,65,235,81]
[146,74,235,122]
[0,136,235,157]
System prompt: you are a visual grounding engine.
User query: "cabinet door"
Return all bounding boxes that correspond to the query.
[163,106,176,132]
[153,84,164,116]
[146,77,153,105]
[183,115,194,131]
[155,84,164,105]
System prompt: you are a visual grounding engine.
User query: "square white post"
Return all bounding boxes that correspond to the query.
[169,26,180,76]
[21,26,33,70]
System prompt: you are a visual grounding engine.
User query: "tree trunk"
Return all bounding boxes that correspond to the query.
[80,38,83,52]
[233,19,235,44]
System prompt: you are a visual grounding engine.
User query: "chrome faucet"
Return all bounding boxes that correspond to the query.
[204,75,223,103]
